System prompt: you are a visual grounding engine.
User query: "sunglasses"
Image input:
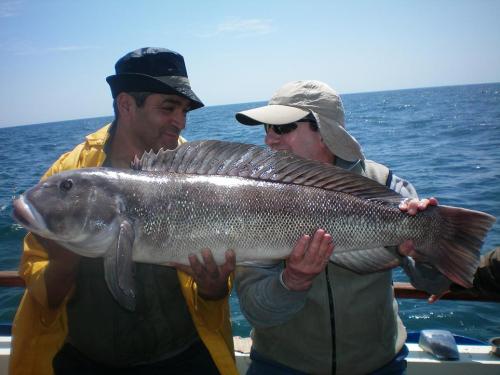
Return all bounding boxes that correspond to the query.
[264,120,318,135]
[264,123,298,135]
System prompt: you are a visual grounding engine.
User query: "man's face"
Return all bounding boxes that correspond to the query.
[129,93,192,152]
[265,121,334,163]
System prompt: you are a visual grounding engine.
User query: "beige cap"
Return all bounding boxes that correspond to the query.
[236,80,364,161]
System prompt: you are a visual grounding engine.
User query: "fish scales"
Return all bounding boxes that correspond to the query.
[109,172,436,265]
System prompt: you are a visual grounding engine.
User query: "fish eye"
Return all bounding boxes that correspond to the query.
[60,179,73,192]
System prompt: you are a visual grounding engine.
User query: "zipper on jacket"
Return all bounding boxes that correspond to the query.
[325,266,336,374]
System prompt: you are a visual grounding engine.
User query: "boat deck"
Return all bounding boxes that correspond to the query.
[0,332,498,374]
[233,335,500,375]
[1,273,499,374]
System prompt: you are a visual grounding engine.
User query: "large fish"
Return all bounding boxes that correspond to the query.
[12,140,495,310]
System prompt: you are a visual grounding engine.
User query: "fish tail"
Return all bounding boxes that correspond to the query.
[429,206,496,288]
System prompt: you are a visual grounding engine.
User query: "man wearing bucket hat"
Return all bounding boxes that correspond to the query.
[235,80,451,374]
[10,47,238,375]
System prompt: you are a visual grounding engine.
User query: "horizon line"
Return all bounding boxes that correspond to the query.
[2,81,499,129]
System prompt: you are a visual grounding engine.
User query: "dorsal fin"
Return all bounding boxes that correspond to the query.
[132,140,402,203]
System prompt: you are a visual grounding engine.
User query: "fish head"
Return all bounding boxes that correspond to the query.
[12,169,123,257]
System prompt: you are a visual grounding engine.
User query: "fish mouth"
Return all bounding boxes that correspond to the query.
[12,195,49,235]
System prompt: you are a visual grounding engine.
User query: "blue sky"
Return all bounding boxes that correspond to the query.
[0,0,499,127]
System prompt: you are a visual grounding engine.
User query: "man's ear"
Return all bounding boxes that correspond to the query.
[116,93,135,119]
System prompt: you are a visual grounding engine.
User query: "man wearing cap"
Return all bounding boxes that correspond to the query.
[10,47,238,375]
[235,80,451,374]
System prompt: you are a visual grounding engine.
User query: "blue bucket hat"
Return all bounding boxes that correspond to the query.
[106,47,204,110]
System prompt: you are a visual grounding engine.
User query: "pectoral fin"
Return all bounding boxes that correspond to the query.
[104,220,136,311]
[331,246,402,274]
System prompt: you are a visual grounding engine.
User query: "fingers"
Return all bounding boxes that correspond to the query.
[428,295,439,304]
[172,249,234,301]
[399,198,420,215]
[398,239,416,257]
[171,249,234,273]
[397,198,438,257]
[398,239,426,261]
[199,248,220,278]
[320,233,334,260]
[308,229,334,265]
[283,229,334,291]
[305,229,325,263]
[428,290,448,304]
[289,234,311,263]
[399,197,439,216]
[311,231,334,269]
[167,251,219,278]
[289,229,333,265]
[416,197,438,211]
[428,197,439,206]
[220,249,236,277]
[197,248,235,277]
[398,198,412,214]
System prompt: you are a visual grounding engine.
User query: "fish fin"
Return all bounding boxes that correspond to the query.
[237,260,283,268]
[133,140,402,203]
[104,220,136,311]
[417,206,496,288]
[331,247,402,273]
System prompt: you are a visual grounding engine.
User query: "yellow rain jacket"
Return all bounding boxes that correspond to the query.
[9,124,237,375]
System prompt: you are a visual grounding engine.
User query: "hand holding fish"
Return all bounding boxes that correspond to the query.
[428,291,448,304]
[282,229,334,291]
[399,197,439,216]
[398,197,439,260]
[172,249,236,300]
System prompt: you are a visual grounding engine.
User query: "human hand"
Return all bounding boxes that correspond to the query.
[282,229,334,291]
[428,290,449,304]
[399,197,439,216]
[173,249,235,300]
[397,197,439,259]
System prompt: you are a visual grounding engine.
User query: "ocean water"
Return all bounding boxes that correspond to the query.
[0,83,499,341]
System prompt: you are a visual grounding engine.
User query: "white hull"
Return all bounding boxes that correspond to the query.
[1,334,499,374]
[233,336,500,375]
[0,336,10,375]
